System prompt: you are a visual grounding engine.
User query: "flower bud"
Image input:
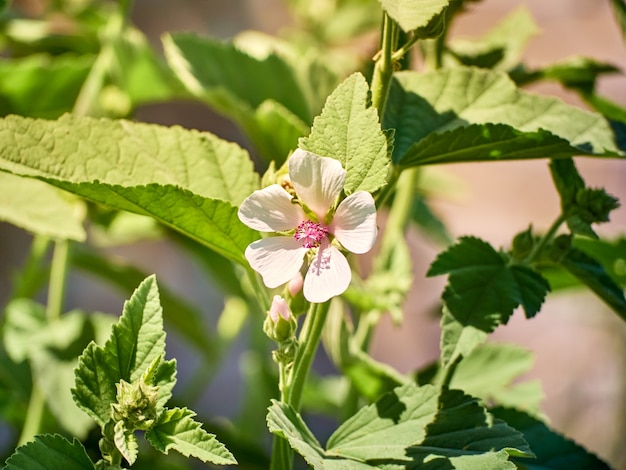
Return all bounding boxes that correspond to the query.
[264,295,296,342]
[111,378,159,430]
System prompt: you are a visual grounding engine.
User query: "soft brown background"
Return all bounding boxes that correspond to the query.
[1,0,625,467]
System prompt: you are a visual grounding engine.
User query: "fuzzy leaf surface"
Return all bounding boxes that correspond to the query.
[0,113,258,206]
[146,407,236,465]
[300,73,389,194]
[386,67,621,164]
[3,434,95,470]
[379,0,450,32]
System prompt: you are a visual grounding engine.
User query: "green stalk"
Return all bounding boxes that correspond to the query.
[18,239,71,445]
[522,214,566,265]
[370,12,397,118]
[286,301,331,410]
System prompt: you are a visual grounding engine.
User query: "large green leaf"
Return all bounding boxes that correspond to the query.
[385,67,622,164]
[146,407,236,466]
[51,181,255,265]
[0,113,258,206]
[269,384,531,468]
[0,172,86,241]
[300,73,390,194]
[3,434,95,470]
[379,0,450,32]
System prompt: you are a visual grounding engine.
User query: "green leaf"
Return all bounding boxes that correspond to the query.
[559,246,626,321]
[0,113,258,206]
[428,237,550,331]
[3,434,95,470]
[0,53,93,118]
[492,407,612,469]
[266,400,326,469]
[48,181,255,266]
[114,420,139,465]
[327,384,531,464]
[0,172,86,241]
[574,237,626,286]
[379,0,450,32]
[146,407,236,466]
[111,27,186,108]
[451,343,543,414]
[439,307,487,368]
[300,73,390,194]
[385,67,622,164]
[550,158,620,238]
[163,32,311,123]
[397,123,608,167]
[72,275,170,426]
[448,6,539,71]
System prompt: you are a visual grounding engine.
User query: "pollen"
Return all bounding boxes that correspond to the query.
[294,220,328,248]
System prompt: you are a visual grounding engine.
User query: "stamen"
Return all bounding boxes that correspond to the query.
[294,220,328,248]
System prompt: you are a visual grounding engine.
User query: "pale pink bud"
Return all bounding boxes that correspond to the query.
[288,272,304,297]
[269,295,291,323]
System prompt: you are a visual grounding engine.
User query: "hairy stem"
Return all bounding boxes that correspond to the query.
[370,12,396,118]
[523,214,567,265]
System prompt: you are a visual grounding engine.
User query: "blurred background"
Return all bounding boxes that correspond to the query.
[1,0,625,468]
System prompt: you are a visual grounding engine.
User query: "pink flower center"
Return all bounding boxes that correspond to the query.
[294,220,328,248]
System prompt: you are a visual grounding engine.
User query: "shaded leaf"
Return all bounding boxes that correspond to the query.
[146,407,236,465]
[397,123,606,168]
[162,32,310,122]
[428,237,550,331]
[493,407,611,469]
[300,73,390,194]
[0,53,92,118]
[3,434,95,470]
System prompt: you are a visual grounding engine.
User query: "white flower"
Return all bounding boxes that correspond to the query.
[238,149,378,303]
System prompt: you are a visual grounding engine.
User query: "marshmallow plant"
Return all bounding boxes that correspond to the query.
[0,0,624,469]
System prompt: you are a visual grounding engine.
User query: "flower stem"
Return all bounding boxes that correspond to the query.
[370,12,397,118]
[286,301,331,410]
[18,239,71,445]
[522,214,567,265]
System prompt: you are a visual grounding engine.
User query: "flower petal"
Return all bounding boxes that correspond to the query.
[303,241,351,303]
[245,237,308,288]
[238,184,304,232]
[332,191,378,254]
[289,149,346,221]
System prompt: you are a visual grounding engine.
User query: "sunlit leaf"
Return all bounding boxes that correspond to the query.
[379,0,450,32]
[300,73,390,194]
[146,407,237,465]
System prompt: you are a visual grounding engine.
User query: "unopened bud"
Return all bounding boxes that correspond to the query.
[264,295,296,342]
